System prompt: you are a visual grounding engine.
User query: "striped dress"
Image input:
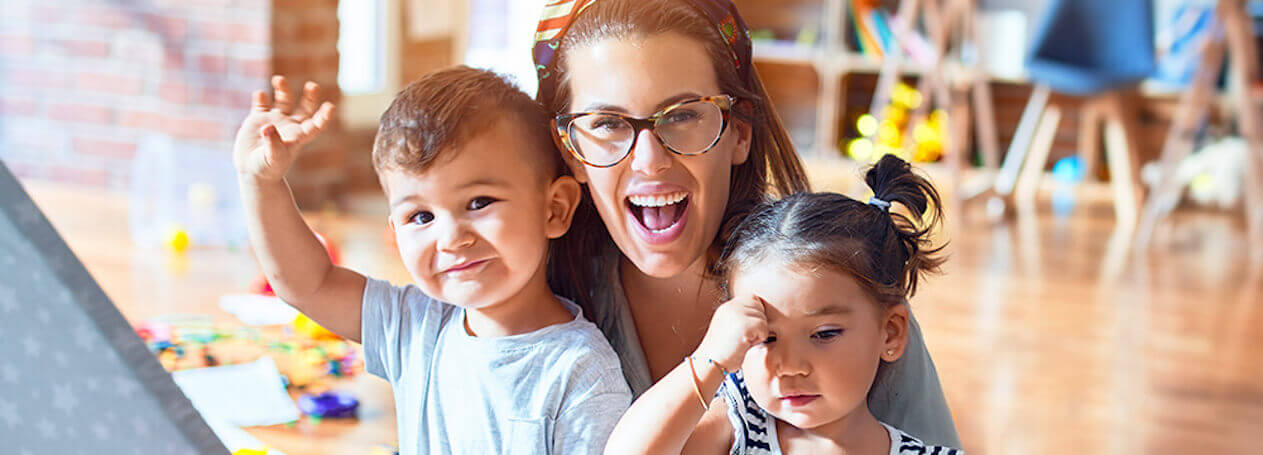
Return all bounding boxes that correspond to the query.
[718,371,964,455]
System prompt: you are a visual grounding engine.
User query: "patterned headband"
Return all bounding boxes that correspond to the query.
[532,0,754,103]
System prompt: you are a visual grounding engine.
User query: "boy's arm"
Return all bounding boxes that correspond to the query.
[234,76,366,342]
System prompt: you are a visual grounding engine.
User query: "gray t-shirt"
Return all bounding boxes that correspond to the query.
[582,248,961,448]
[361,277,632,454]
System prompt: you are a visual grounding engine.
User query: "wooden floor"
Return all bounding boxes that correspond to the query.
[20,168,1263,454]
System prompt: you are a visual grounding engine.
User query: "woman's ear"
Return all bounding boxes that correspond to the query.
[545,175,583,239]
[731,119,752,166]
[880,304,910,362]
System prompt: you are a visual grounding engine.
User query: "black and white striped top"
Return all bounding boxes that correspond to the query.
[718,371,963,455]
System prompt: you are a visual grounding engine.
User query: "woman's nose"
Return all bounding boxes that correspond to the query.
[628,128,672,176]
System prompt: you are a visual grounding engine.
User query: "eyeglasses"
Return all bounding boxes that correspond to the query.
[553,95,737,168]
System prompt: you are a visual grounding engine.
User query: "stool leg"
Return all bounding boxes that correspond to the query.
[1102,94,1144,230]
[995,84,1052,197]
[1014,104,1062,207]
[1135,24,1226,249]
[1078,103,1102,181]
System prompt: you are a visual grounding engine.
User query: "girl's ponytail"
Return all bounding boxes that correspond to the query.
[863,154,946,298]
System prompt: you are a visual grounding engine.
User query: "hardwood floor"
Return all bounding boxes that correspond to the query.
[20,172,1263,454]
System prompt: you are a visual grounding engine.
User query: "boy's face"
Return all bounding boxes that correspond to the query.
[384,119,579,308]
[732,261,909,431]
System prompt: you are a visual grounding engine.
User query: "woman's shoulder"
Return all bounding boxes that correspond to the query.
[882,422,963,455]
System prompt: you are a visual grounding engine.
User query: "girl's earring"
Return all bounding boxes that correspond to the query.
[885,349,894,358]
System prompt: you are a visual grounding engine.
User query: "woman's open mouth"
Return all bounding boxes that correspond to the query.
[626,191,690,244]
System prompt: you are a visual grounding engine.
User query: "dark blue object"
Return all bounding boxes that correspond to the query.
[1026,0,1157,95]
[298,391,359,418]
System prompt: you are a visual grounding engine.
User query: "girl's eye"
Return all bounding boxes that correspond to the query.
[811,329,843,341]
[468,196,498,211]
[763,334,778,344]
[409,211,434,225]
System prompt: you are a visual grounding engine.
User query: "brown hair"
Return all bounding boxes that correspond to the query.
[539,0,811,305]
[373,65,562,179]
[718,155,946,306]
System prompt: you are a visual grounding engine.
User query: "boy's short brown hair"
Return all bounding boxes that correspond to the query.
[372,65,562,179]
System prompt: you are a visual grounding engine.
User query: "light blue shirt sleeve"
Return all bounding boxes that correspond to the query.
[549,343,632,454]
[360,276,445,383]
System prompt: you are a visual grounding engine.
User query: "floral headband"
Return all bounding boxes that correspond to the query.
[531,0,754,103]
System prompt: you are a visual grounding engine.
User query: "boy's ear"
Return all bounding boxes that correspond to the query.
[731,119,752,166]
[545,175,583,239]
[880,304,910,363]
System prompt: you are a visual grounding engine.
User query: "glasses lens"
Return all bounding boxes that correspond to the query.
[569,114,634,166]
[654,100,724,155]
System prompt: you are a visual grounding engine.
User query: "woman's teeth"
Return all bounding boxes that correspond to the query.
[628,192,688,208]
[628,192,689,233]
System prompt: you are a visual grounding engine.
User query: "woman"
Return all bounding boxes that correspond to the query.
[533,0,961,447]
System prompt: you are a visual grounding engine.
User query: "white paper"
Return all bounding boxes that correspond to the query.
[219,294,299,326]
[173,357,301,427]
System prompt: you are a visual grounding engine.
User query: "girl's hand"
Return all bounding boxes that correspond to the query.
[233,75,336,183]
[694,295,768,372]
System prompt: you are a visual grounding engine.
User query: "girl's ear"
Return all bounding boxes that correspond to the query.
[545,175,583,239]
[880,304,910,362]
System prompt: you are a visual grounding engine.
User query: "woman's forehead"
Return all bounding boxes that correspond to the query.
[566,32,720,115]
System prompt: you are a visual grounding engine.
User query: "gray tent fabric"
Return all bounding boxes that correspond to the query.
[0,161,228,454]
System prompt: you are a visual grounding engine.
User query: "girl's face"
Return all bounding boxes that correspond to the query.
[564,32,751,278]
[732,260,909,430]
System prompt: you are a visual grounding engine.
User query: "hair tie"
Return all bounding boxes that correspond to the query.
[868,197,891,211]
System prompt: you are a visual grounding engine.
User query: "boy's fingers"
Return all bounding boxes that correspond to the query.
[261,124,289,166]
[272,75,295,115]
[251,90,272,112]
[295,81,321,118]
[300,102,336,138]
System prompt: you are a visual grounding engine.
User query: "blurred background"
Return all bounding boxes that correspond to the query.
[2,0,1262,453]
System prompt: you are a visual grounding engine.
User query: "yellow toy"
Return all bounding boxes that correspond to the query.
[164,224,190,253]
[845,82,947,164]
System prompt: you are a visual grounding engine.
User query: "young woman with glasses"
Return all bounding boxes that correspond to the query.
[532,0,961,447]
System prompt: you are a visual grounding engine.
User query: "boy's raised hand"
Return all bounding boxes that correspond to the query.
[233,75,336,182]
[694,295,769,373]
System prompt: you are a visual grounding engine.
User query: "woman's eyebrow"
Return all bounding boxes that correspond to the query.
[580,92,703,114]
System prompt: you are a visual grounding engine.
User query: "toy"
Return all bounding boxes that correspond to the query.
[844,82,946,164]
[297,391,359,418]
[165,224,190,253]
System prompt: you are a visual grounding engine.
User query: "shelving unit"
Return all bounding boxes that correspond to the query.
[739,0,1010,161]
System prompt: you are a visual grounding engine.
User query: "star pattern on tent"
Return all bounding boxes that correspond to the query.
[1,363,18,384]
[36,418,55,440]
[0,399,20,428]
[21,335,41,358]
[52,383,79,414]
[0,285,17,313]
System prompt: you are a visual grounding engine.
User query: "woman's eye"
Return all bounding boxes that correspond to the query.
[811,329,843,341]
[662,108,700,125]
[409,211,434,225]
[468,196,497,211]
[591,117,627,131]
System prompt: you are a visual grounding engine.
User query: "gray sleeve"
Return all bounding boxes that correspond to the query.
[360,276,439,383]
[550,390,631,454]
[550,346,633,455]
[867,310,961,447]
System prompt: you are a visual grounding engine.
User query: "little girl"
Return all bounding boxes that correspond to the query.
[604,155,961,455]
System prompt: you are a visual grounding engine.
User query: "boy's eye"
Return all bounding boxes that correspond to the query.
[811,329,843,341]
[468,196,498,211]
[409,211,434,225]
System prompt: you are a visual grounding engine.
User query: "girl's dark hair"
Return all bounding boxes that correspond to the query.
[718,155,946,305]
[541,0,810,306]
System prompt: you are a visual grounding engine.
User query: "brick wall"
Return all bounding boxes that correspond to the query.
[0,0,345,209]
